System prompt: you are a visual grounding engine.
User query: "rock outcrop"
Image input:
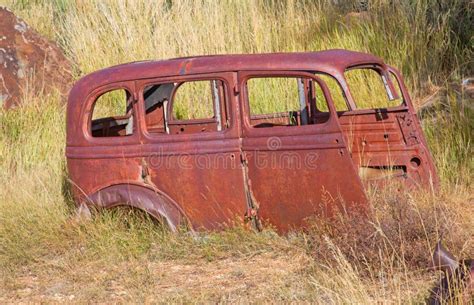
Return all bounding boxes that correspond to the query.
[0,7,72,109]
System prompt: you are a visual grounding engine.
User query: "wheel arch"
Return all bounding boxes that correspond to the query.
[82,183,190,232]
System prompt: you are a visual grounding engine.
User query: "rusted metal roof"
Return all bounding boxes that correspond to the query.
[73,49,383,89]
[68,49,385,116]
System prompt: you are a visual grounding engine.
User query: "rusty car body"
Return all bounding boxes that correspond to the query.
[66,50,439,232]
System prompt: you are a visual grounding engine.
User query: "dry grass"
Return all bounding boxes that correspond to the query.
[0,0,473,303]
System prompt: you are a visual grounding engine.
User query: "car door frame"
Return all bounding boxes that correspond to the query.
[134,72,249,231]
[237,70,368,232]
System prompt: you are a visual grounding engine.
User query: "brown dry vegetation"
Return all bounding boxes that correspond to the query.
[0,0,473,303]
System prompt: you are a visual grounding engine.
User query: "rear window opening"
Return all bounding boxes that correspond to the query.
[91,88,134,137]
[345,68,403,110]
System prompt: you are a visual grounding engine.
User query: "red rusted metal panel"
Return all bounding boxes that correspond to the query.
[66,50,439,232]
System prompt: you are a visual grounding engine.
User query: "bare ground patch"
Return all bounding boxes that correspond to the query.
[1,250,314,303]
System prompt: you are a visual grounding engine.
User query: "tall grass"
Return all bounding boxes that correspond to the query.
[0,0,473,302]
[4,0,472,96]
[423,92,473,185]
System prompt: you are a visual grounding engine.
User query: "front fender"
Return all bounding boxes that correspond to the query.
[83,183,189,232]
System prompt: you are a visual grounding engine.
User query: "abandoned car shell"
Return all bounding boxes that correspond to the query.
[66,50,439,232]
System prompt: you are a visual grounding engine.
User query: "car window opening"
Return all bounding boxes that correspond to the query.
[245,76,332,128]
[345,68,403,110]
[91,88,134,138]
[143,79,228,135]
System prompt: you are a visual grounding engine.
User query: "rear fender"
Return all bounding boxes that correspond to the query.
[83,183,189,232]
